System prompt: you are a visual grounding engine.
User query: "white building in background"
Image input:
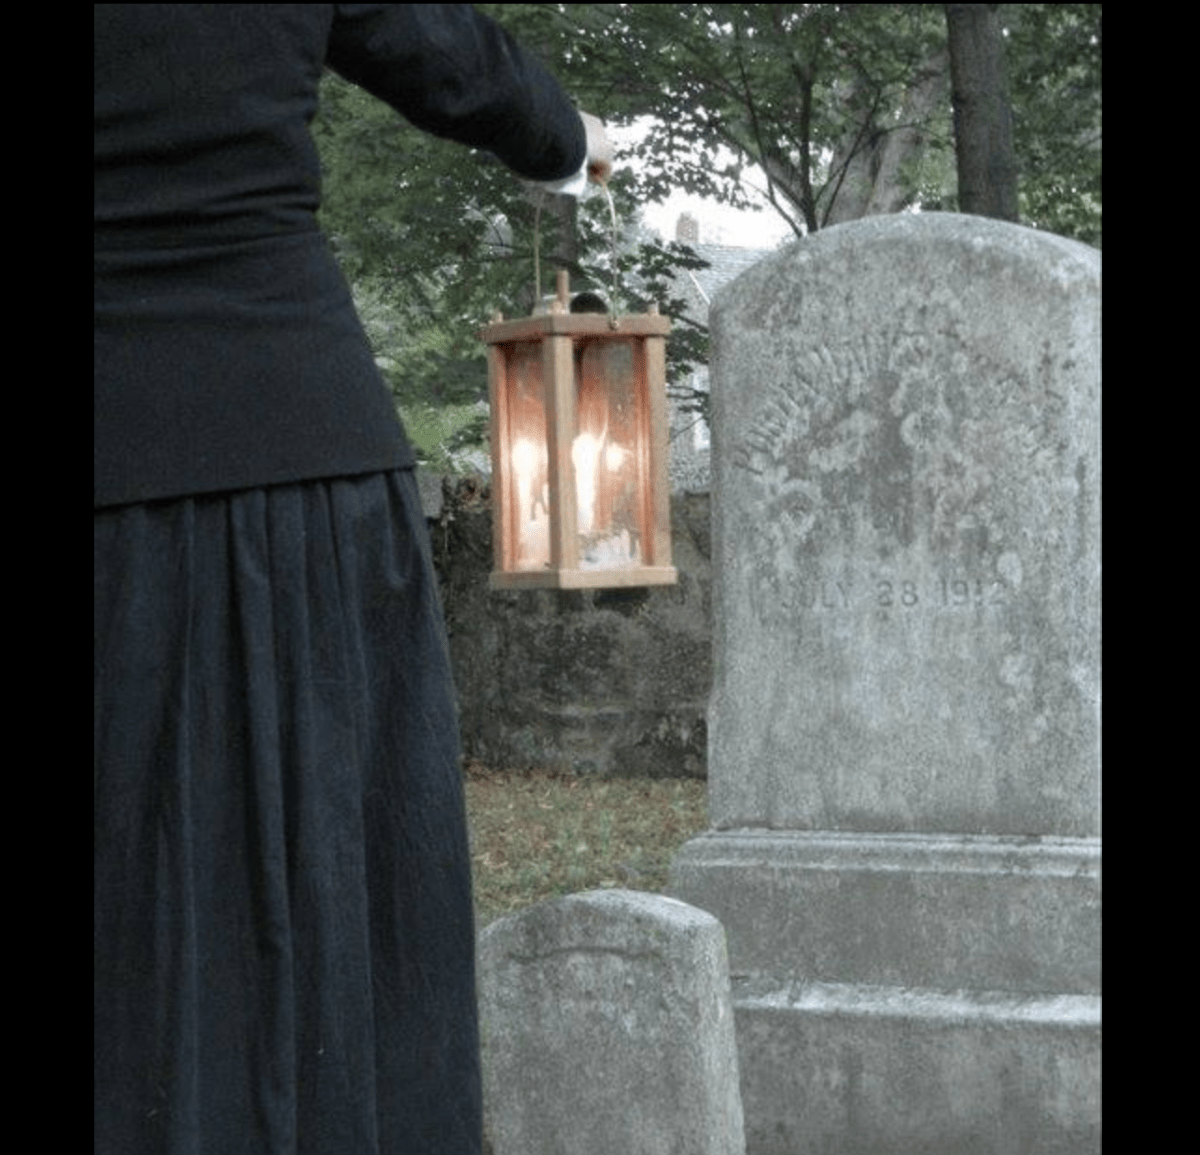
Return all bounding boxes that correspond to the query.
[666,212,779,494]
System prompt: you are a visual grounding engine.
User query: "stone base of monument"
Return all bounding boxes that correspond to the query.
[670,830,1100,1155]
[735,983,1098,1155]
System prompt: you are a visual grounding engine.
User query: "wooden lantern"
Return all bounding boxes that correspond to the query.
[481,271,677,589]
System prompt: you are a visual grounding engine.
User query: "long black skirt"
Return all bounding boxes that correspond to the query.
[94,470,480,1154]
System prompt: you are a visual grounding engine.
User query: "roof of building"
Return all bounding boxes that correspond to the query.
[673,241,779,321]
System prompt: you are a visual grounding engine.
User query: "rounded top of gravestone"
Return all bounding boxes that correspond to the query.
[480,888,722,957]
[712,212,1099,320]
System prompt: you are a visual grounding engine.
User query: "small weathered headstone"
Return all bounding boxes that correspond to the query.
[478,889,745,1155]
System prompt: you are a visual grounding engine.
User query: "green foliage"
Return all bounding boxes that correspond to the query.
[1005,4,1102,247]
[314,64,715,452]
[490,3,1098,241]
[312,4,1100,464]
[314,69,665,420]
[314,74,498,417]
[486,4,953,233]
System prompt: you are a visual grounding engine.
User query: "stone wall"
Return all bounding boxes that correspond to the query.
[429,476,712,777]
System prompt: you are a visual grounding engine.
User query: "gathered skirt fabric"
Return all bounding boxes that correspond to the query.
[94,470,480,1154]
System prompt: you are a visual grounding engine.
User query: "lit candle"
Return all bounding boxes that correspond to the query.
[512,437,549,566]
[571,431,604,535]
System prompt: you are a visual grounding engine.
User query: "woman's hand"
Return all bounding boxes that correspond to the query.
[579,111,614,185]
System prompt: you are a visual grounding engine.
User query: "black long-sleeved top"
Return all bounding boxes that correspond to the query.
[94,4,585,508]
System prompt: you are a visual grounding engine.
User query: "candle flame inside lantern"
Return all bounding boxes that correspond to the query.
[511,436,549,567]
[571,430,604,535]
[511,437,538,510]
[571,421,639,569]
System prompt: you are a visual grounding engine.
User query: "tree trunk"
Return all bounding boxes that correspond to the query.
[822,48,949,228]
[945,4,1019,220]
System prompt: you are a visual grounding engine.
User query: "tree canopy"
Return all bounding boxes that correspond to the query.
[478,4,1099,241]
[313,3,1100,464]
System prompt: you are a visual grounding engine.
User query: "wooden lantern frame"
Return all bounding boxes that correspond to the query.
[481,272,677,590]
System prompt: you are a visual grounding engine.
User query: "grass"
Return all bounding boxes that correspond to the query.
[464,762,709,930]
[397,400,487,473]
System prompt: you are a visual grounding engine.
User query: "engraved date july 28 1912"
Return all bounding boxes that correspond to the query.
[763,573,1009,616]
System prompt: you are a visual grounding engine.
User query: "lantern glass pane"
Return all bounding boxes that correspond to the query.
[573,338,645,571]
[505,342,551,571]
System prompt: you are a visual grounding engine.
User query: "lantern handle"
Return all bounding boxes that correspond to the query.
[529,200,578,316]
[599,180,620,329]
[532,197,544,313]
[529,183,623,327]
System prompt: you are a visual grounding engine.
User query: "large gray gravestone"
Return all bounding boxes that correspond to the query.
[479,890,745,1155]
[669,214,1100,1154]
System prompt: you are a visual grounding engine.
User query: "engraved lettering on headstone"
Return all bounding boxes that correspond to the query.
[727,296,1034,628]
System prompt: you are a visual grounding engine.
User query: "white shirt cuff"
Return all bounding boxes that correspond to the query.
[529,161,589,199]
